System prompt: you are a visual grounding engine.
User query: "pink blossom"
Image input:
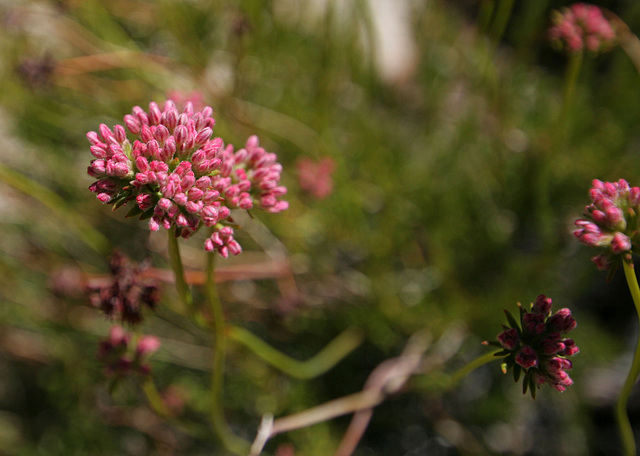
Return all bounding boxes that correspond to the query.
[549,4,616,54]
[297,156,335,199]
[87,100,288,255]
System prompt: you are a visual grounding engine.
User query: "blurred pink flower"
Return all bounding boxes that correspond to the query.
[297,157,335,199]
[98,326,160,377]
[549,3,615,54]
[87,100,288,256]
[166,90,206,112]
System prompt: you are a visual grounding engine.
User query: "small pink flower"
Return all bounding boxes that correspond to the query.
[297,156,335,199]
[497,328,519,350]
[516,346,539,369]
[549,4,616,54]
[574,179,639,270]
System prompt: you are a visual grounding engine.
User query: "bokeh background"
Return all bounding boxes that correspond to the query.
[1,0,640,454]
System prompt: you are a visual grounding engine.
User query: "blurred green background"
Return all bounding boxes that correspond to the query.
[1,0,640,454]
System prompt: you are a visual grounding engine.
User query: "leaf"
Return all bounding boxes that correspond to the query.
[125,205,143,218]
[529,375,537,399]
[139,209,155,220]
[522,376,529,395]
[504,309,520,331]
[512,364,521,383]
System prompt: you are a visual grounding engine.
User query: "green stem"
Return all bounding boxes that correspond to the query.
[205,252,248,455]
[449,350,501,387]
[489,0,515,43]
[228,326,363,379]
[142,378,171,418]
[617,260,640,456]
[167,229,205,327]
[560,51,583,133]
[478,0,496,35]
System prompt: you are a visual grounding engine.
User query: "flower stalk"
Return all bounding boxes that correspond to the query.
[206,251,248,455]
[617,260,640,456]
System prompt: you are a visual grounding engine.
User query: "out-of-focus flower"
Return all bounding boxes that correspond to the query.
[549,3,616,54]
[484,295,579,397]
[86,100,288,256]
[16,55,56,88]
[296,156,335,199]
[165,90,206,112]
[97,325,160,377]
[573,179,639,274]
[86,250,160,325]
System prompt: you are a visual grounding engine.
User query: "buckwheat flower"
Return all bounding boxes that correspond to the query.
[574,179,640,274]
[86,100,288,256]
[549,3,616,54]
[296,156,335,199]
[98,326,160,378]
[86,250,160,325]
[484,295,579,398]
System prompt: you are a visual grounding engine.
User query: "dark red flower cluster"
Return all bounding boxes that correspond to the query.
[485,295,579,397]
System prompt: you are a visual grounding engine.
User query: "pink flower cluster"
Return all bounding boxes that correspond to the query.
[87,100,288,257]
[486,295,579,396]
[549,3,615,53]
[574,179,639,270]
[296,156,335,199]
[97,325,160,377]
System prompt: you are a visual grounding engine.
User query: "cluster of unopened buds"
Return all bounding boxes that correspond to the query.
[485,295,579,397]
[86,250,160,325]
[549,3,616,54]
[97,326,160,377]
[573,179,639,272]
[87,100,288,257]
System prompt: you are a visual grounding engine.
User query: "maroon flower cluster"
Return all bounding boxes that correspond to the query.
[485,295,579,397]
[549,3,615,54]
[98,325,160,377]
[86,250,160,325]
[87,100,288,257]
[574,179,639,272]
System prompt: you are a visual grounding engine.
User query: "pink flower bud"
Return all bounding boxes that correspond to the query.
[136,335,161,357]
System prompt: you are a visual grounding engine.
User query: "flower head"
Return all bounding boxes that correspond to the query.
[549,3,615,54]
[87,100,288,256]
[574,179,640,274]
[97,325,160,377]
[484,295,579,397]
[85,250,160,325]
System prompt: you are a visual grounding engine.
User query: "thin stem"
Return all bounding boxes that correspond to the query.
[167,230,208,328]
[617,260,640,456]
[560,51,583,132]
[449,350,501,387]
[167,229,193,312]
[489,0,515,43]
[142,378,171,419]
[228,326,363,379]
[205,252,249,455]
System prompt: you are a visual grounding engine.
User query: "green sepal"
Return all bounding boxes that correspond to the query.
[139,209,155,220]
[529,375,537,399]
[112,197,128,210]
[512,364,521,383]
[522,375,529,395]
[605,261,619,283]
[492,349,510,357]
[485,341,502,348]
[125,205,144,218]
[504,309,520,331]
